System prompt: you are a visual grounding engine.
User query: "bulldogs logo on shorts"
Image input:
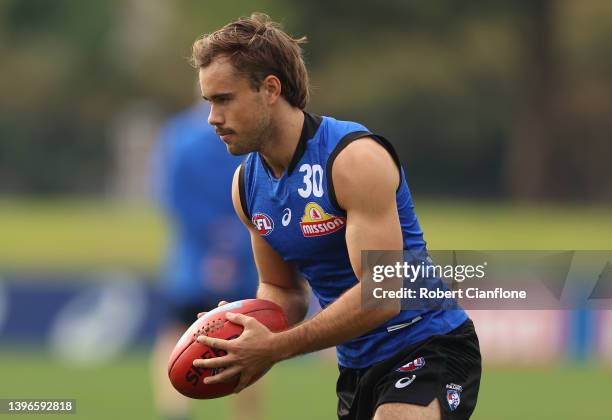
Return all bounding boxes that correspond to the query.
[446,383,463,412]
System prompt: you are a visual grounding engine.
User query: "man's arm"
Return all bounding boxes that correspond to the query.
[230,166,310,326]
[195,139,403,391]
[271,137,403,358]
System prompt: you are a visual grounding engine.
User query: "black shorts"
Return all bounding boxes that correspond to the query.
[336,319,481,420]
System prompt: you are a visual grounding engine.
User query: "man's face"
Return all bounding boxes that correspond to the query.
[199,57,271,155]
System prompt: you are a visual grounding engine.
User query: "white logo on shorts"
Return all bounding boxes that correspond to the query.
[282,208,292,226]
[394,375,416,389]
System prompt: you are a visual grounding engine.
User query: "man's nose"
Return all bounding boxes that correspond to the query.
[208,105,224,126]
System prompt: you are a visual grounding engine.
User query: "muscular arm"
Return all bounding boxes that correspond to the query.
[231,166,310,326]
[272,138,403,360]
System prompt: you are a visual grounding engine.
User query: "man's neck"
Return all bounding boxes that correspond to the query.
[260,106,305,179]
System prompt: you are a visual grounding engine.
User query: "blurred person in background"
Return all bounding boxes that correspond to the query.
[150,99,260,420]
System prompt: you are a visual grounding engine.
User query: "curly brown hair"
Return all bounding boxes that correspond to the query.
[191,13,309,109]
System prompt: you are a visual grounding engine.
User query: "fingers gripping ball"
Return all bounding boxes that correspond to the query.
[167,299,288,399]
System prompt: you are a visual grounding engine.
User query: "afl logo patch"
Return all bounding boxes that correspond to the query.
[397,357,425,372]
[252,213,274,236]
[300,202,346,237]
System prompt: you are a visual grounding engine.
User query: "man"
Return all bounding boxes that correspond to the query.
[191,13,481,420]
[150,101,261,420]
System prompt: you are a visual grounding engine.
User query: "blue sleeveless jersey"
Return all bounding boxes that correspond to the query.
[240,112,467,368]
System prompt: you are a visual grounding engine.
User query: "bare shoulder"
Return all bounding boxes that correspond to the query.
[231,164,251,227]
[332,137,400,210]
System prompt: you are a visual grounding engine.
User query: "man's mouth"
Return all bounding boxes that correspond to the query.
[216,128,234,137]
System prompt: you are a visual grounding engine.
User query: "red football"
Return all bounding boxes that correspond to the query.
[167,299,288,399]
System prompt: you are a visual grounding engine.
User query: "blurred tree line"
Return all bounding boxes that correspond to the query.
[0,0,610,201]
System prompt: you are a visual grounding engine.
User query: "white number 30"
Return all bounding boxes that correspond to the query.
[298,164,323,198]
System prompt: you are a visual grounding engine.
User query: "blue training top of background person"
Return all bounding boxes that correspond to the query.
[240,112,467,368]
[153,103,258,305]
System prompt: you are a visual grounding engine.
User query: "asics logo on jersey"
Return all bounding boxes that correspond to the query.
[300,202,346,237]
[252,213,274,236]
[282,208,291,226]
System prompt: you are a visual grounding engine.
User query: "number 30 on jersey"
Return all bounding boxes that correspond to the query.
[298,164,323,198]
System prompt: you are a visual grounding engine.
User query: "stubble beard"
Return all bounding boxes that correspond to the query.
[227,109,272,156]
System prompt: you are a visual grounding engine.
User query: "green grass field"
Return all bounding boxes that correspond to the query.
[0,198,611,419]
[0,350,609,420]
[1,198,611,271]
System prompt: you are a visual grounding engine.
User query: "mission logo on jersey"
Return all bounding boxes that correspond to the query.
[300,202,346,237]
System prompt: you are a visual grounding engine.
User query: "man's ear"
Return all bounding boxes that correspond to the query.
[261,74,282,104]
